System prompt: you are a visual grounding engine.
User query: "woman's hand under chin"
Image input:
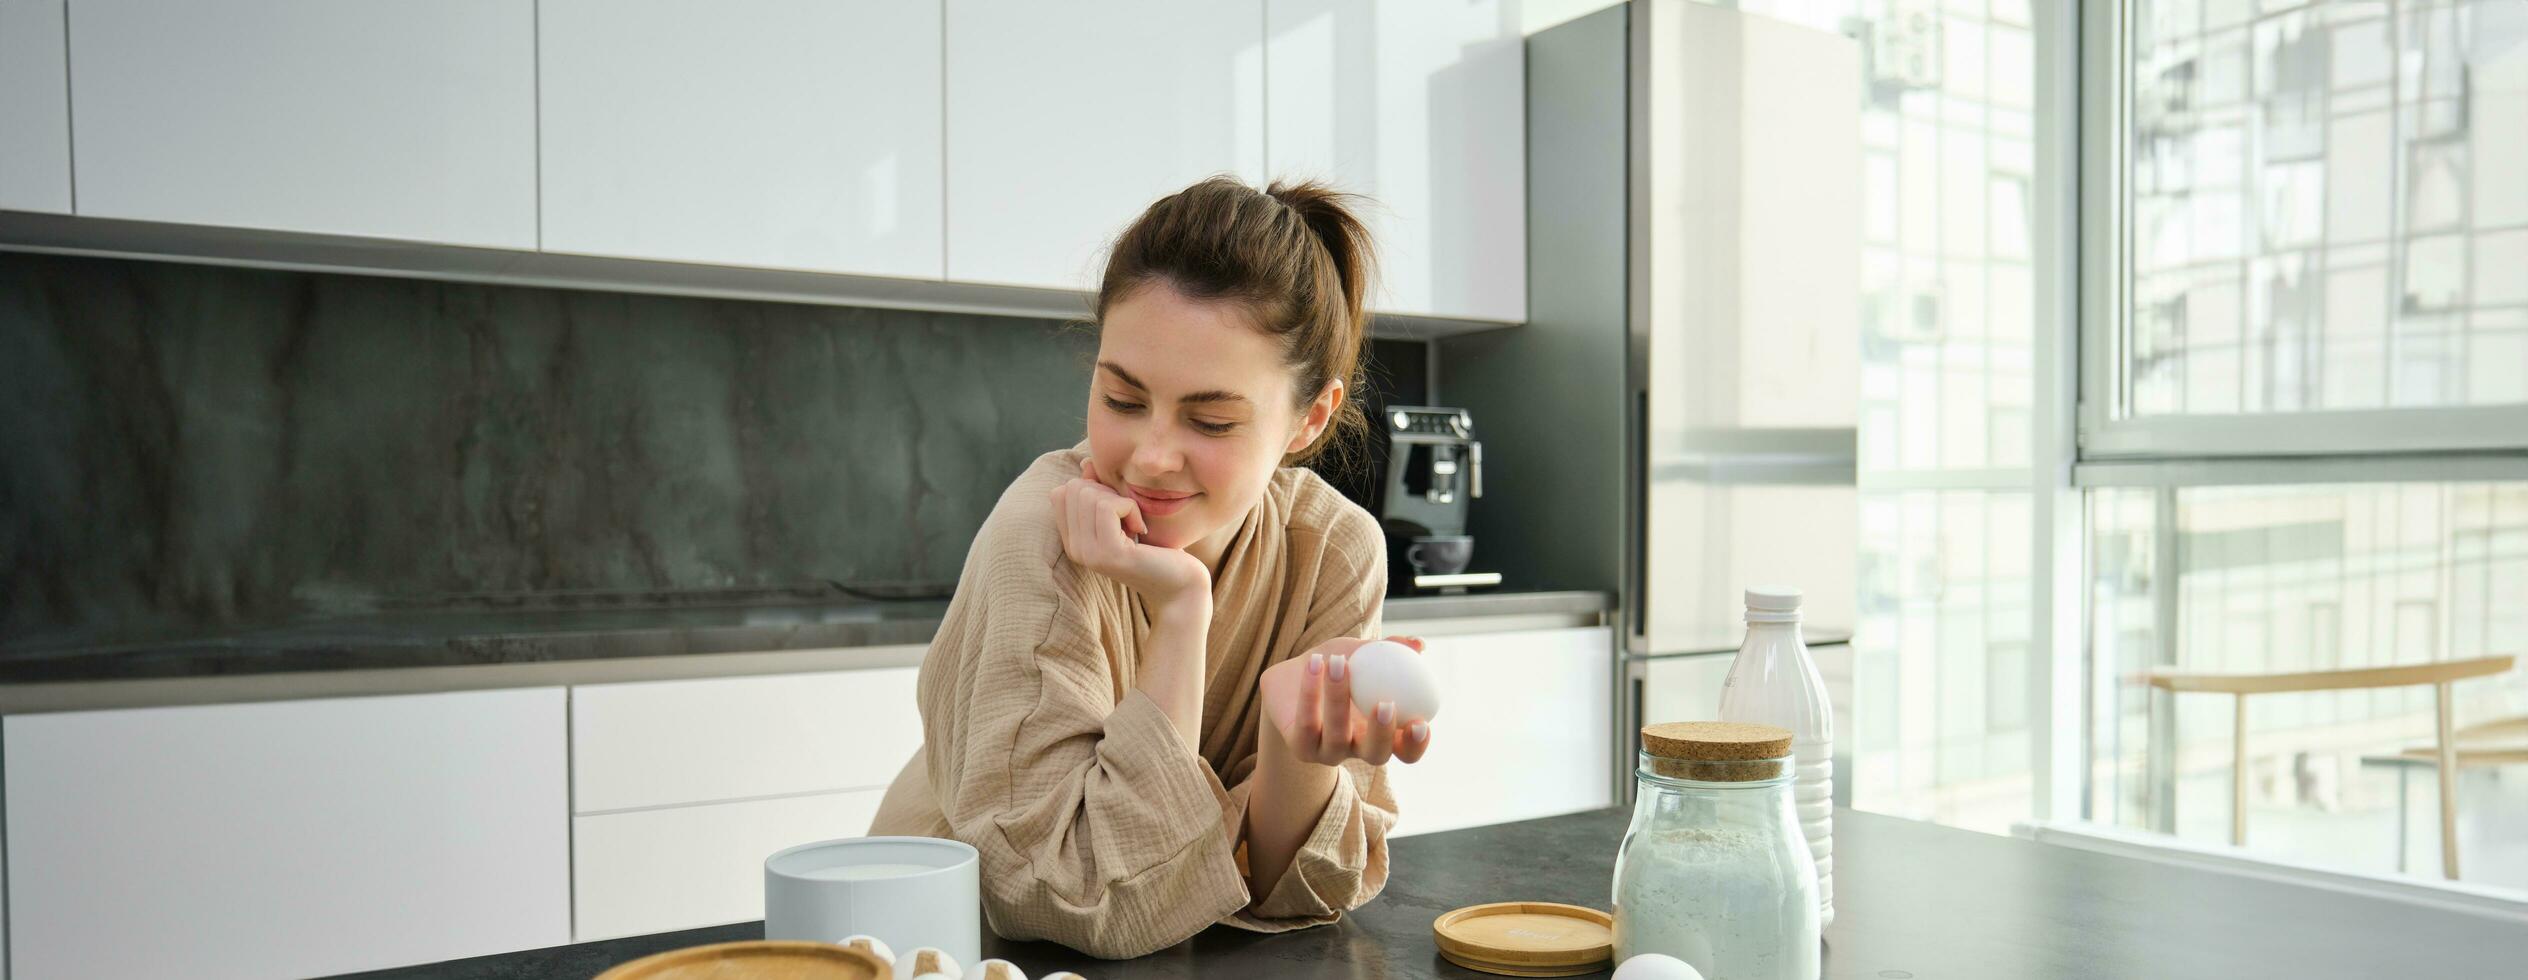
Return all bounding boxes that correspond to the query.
[1049,458,1213,611]
[1258,635,1436,767]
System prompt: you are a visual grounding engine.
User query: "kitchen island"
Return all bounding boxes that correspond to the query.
[335,806,2526,980]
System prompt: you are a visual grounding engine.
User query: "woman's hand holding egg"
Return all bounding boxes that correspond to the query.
[1259,636,1437,766]
[1048,459,1210,611]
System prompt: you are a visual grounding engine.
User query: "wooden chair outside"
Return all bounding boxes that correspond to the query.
[2143,655,2516,880]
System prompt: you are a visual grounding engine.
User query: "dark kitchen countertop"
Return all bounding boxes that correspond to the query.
[0,590,1610,687]
[328,806,2528,980]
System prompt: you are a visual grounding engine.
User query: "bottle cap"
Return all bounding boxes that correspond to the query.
[1745,586,1802,610]
[1745,586,1803,622]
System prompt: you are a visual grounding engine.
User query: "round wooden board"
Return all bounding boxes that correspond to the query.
[1432,901,1615,977]
[593,940,892,980]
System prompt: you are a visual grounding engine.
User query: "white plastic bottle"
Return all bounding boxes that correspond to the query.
[1717,586,1834,928]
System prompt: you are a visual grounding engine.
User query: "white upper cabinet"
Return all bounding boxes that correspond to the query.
[1267,0,1526,322]
[945,0,1265,291]
[65,0,536,247]
[0,0,72,213]
[539,0,944,278]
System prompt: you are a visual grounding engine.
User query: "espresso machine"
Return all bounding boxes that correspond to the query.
[1378,406,1501,593]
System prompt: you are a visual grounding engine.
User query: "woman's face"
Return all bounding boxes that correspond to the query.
[1087,281,1337,557]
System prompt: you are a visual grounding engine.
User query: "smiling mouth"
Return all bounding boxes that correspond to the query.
[1127,485,1199,517]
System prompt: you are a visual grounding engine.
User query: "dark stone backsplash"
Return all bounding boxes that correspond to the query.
[1,253,1106,646]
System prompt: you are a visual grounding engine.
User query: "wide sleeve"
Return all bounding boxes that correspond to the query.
[917,511,1252,960]
[1219,514,1401,932]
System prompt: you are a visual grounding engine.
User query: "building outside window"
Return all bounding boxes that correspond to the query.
[1700,0,2528,896]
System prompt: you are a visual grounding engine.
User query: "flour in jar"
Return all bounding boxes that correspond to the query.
[1614,826,1820,980]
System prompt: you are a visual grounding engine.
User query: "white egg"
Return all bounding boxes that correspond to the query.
[1040,974,1088,980]
[1611,952,1705,980]
[834,935,894,964]
[972,959,1028,980]
[1345,639,1440,724]
[896,947,962,979]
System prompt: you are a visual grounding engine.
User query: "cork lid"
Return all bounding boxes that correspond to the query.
[1639,721,1792,781]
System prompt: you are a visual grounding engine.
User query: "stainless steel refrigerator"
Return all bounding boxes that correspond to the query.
[1439,0,1861,798]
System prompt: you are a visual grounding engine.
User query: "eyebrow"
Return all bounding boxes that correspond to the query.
[1097,361,1251,406]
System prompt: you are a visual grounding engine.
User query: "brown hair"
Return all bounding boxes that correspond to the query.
[1094,175,1377,468]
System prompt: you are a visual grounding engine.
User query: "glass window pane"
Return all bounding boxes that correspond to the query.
[2123,0,2528,416]
[2086,481,2528,894]
[1722,0,2051,834]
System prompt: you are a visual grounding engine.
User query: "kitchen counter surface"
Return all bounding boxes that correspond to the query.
[0,590,1610,712]
[334,806,2527,980]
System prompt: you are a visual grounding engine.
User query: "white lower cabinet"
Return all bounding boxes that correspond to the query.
[571,662,923,813]
[1,688,570,980]
[567,661,925,940]
[573,788,888,942]
[1386,626,1614,839]
[0,632,1599,977]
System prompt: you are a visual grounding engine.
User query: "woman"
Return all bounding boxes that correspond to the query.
[868,176,1432,959]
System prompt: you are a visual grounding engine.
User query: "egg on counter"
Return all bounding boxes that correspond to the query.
[1610,952,1705,980]
[897,947,961,979]
[1345,639,1441,724]
[835,935,895,964]
[973,959,1028,980]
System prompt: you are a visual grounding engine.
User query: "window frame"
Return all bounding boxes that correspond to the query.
[2074,0,2528,464]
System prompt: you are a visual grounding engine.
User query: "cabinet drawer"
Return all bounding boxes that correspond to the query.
[1386,626,1614,838]
[572,789,887,942]
[3,689,569,980]
[572,661,923,813]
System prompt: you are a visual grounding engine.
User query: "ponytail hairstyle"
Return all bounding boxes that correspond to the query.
[1094,175,1378,469]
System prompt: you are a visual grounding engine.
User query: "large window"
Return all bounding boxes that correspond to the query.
[2080,0,2528,894]
[1653,0,2527,891]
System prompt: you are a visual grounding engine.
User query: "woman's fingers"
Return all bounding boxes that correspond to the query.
[1318,651,1353,759]
[1290,653,1326,753]
[1392,721,1433,765]
[1054,475,1142,567]
[1105,494,1147,541]
[1394,635,1426,653]
[1063,482,1098,561]
[1360,702,1397,765]
[1049,482,1083,561]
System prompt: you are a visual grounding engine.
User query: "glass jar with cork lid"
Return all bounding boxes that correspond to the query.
[1612,722,1821,980]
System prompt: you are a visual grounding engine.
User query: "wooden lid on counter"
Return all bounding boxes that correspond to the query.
[594,940,889,979]
[1433,901,1615,977]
